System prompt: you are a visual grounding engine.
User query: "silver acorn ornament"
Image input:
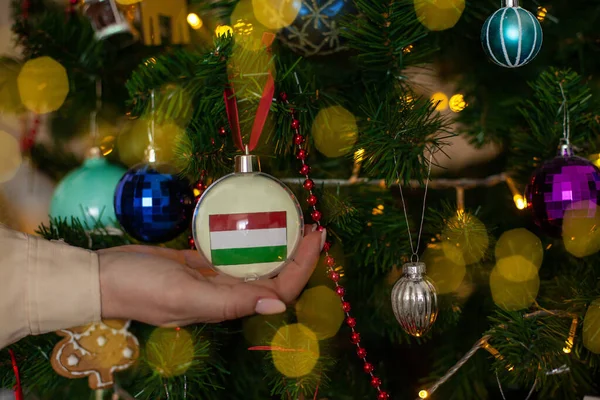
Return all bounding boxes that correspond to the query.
[391,262,439,337]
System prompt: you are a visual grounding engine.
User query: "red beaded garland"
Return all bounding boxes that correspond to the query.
[317,225,325,232]
[363,362,374,374]
[323,241,332,252]
[357,347,367,358]
[188,237,195,248]
[195,182,207,191]
[291,119,300,130]
[377,391,389,400]
[329,270,340,282]
[279,92,288,102]
[335,286,345,297]
[350,332,361,344]
[342,301,351,312]
[294,134,305,145]
[311,210,322,222]
[303,179,314,190]
[326,256,335,267]
[299,164,311,175]
[370,377,382,387]
[346,317,357,328]
[307,195,318,206]
[296,149,308,160]
[218,126,227,136]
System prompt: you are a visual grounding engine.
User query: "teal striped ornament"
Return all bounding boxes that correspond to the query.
[50,156,126,227]
[481,5,542,68]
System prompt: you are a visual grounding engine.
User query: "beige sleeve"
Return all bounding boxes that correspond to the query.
[0,225,101,349]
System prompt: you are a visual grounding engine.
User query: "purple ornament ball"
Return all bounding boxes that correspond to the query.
[525,155,600,237]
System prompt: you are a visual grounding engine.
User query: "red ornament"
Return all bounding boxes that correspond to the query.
[323,241,332,252]
[303,179,314,190]
[291,119,301,130]
[218,126,227,136]
[342,301,351,312]
[346,317,357,328]
[357,347,367,358]
[350,332,361,344]
[279,92,288,102]
[370,377,382,387]
[363,362,374,374]
[294,134,305,145]
[299,164,311,175]
[335,286,345,297]
[311,210,322,222]
[377,391,390,400]
[307,194,318,206]
[297,149,308,160]
[329,270,340,282]
[195,182,207,191]
[326,256,336,267]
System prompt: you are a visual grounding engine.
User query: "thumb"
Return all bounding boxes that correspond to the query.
[210,284,287,321]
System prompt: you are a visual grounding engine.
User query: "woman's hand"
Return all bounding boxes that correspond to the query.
[98,226,325,327]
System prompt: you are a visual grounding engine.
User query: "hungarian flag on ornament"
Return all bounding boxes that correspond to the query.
[208,211,287,265]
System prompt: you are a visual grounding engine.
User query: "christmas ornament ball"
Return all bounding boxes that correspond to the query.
[50,156,126,228]
[481,4,542,68]
[391,262,438,337]
[279,0,356,57]
[114,163,194,243]
[193,155,303,280]
[526,155,600,237]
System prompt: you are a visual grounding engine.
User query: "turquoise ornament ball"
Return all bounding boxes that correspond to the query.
[50,157,127,227]
[481,6,542,68]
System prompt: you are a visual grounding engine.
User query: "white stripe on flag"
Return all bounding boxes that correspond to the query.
[210,228,287,250]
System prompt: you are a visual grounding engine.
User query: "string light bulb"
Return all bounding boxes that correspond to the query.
[537,6,547,22]
[419,389,429,398]
[563,318,578,353]
[482,341,514,371]
[215,25,233,37]
[186,13,203,29]
[513,194,527,210]
[449,94,467,112]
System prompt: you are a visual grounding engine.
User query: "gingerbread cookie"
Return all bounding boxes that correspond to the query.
[51,320,139,389]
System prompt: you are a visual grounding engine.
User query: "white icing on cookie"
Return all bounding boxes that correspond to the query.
[96,336,107,347]
[122,347,133,359]
[67,354,79,366]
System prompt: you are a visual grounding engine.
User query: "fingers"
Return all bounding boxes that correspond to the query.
[260,228,326,303]
[99,245,212,272]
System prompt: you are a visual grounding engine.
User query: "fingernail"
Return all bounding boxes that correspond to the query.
[255,298,287,315]
[320,228,327,250]
[311,223,318,232]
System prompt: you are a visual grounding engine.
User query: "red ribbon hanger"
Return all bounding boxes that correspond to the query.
[9,349,23,400]
[223,32,276,153]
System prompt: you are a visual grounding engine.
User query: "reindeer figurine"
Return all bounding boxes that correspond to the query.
[139,0,191,46]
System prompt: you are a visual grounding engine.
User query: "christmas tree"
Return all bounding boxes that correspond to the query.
[1,0,600,398]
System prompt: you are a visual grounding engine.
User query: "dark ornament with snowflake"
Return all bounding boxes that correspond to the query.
[279,0,356,56]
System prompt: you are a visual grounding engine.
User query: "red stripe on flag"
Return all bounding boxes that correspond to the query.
[209,211,286,232]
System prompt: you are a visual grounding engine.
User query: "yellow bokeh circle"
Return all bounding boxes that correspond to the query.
[430,92,448,111]
[422,247,466,294]
[242,313,287,345]
[0,131,22,184]
[253,0,301,30]
[490,261,539,311]
[271,324,319,378]
[562,201,600,258]
[414,0,466,31]
[583,299,600,354]
[118,119,185,166]
[296,286,345,339]
[0,59,22,113]
[146,328,195,377]
[495,228,543,270]
[187,13,203,30]
[18,56,69,114]
[442,212,489,265]
[115,0,142,4]
[312,105,358,158]
[495,256,538,283]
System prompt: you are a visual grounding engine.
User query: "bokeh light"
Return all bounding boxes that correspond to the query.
[215,25,233,37]
[115,0,142,4]
[490,258,539,311]
[17,56,69,114]
[513,194,527,210]
[243,313,287,345]
[296,286,345,339]
[448,94,467,112]
[154,84,194,127]
[562,201,600,258]
[271,324,319,378]
[495,228,543,270]
[422,247,466,294]
[230,0,273,50]
[441,212,489,265]
[252,0,301,30]
[0,131,22,183]
[536,6,547,22]
[414,0,465,31]
[0,59,22,113]
[583,299,600,354]
[146,328,194,377]
[312,105,358,158]
[430,92,448,111]
[118,118,185,166]
[419,390,429,399]
[187,13,203,30]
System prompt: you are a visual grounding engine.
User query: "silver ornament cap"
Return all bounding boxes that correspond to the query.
[391,262,439,337]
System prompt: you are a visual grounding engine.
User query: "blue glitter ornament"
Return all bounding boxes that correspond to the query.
[481,0,542,68]
[50,155,126,227]
[114,163,194,243]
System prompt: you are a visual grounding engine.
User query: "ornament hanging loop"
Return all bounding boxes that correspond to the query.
[411,253,419,263]
[557,83,573,157]
[145,89,158,163]
[503,0,519,7]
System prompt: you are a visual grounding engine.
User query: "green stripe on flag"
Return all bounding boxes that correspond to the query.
[211,245,287,266]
